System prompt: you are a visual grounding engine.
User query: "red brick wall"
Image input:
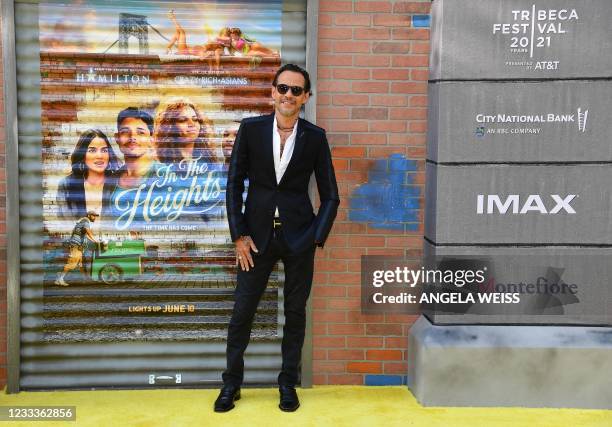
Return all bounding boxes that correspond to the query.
[312,0,430,385]
[0,18,8,387]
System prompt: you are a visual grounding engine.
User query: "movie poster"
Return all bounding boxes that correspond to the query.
[38,0,285,341]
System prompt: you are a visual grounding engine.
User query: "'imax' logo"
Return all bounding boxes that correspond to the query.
[476,194,577,214]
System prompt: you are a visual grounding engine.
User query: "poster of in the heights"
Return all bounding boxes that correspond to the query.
[40,0,282,287]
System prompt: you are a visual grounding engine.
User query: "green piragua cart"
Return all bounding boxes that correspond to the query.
[91,240,146,284]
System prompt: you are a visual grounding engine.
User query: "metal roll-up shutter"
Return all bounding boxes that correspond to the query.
[15,0,308,389]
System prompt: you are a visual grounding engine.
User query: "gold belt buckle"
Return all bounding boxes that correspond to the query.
[273,218,282,228]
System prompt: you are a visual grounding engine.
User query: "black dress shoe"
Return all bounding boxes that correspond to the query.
[214,384,241,412]
[278,385,300,412]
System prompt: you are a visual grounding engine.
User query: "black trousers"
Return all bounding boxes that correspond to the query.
[222,225,316,387]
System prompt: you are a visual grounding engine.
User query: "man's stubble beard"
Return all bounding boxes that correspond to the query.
[276,104,298,118]
[122,151,145,161]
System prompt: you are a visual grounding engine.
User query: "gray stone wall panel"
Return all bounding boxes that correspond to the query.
[426,163,612,244]
[428,80,611,163]
[423,241,612,326]
[430,0,612,80]
[408,316,612,408]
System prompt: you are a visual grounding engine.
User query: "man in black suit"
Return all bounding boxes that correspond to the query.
[214,64,339,412]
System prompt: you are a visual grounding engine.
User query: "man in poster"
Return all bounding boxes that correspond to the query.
[108,107,162,230]
[114,107,159,190]
[55,211,100,286]
[216,64,339,412]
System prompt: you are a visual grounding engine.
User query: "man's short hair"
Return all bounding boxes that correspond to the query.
[117,107,154,136]
[272,64,312,96]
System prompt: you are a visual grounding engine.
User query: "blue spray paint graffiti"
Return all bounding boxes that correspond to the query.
[349,154,420,231]
[412,14,430,28]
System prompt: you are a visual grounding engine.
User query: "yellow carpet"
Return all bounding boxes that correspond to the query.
[1,386,610,427]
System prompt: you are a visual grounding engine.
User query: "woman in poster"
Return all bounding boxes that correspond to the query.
[153,99,224,223]
[228,27,278,58]
[166,10,230,70]
[154,99,217,167]
[56,129,120,220]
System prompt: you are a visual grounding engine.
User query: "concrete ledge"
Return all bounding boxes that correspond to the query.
[407,315,612,409]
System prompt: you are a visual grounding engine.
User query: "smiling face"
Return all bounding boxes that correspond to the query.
[84,136,110,175]
[116,117,153,159]
[271,70,310,120]
[174,105,201,144]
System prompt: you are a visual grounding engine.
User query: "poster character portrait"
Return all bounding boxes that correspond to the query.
[56,129,120,220]
[106,107,163,230]
[155,99,224,222]
[114,107,159,188]
[220,127,238,165]
[154,98,216,167]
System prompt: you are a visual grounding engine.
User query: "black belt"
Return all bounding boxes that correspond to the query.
[273,217,282,228]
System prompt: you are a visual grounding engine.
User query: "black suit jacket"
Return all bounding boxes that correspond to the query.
[226,113,340,254]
